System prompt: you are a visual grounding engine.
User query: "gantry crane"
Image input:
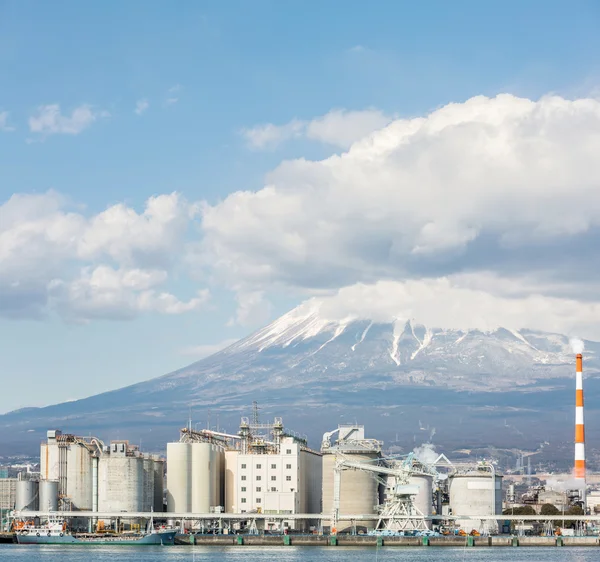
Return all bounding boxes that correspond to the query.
[332,452,435,531]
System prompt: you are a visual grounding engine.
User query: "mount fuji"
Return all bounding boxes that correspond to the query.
[2,302,599,456]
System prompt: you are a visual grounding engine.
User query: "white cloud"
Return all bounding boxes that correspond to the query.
[307,277,600,339]
[0,191,207,321]
[228,290,273,327]
[204,94,600,300]
[241,119,305,149]
[135,99,149,115]
[166,84,181,105]
[180,338,238,358]
[49,266,209,321]
[0,111,15,132]
[305,109,393,148]
[28,104,108,136]
[241,108,393,149]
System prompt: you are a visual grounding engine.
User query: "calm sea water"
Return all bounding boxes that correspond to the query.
[0,545,597,562]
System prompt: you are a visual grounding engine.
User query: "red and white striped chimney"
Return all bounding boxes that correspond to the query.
[574,353,586,480]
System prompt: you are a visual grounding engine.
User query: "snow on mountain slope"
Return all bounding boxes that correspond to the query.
[157,303,600,396]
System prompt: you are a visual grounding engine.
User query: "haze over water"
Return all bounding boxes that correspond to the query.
[0,546,596,562]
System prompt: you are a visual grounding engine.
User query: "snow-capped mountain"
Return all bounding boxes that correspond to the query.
[1,303,599,454]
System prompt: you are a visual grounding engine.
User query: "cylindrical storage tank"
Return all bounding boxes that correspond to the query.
[66,443,93,510]
[166,442,191,512]
[322,452,380,532]
[142,458,153,512]
[39,480,59,512]
[16,480,39,511]
[449,472,503,531]
[191,443,211,513]
[153,458,164,512]
[98,456,143,513]
[409,474,433,527]
[210,445,224,510]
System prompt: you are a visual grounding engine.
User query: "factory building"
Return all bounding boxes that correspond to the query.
[39,429,164,515]
[0,478,17,512]
[166,410,322,532]
[321,425,382,532]
[224,435,321,517]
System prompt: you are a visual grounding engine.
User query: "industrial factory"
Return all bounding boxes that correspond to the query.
[2,350,598,540]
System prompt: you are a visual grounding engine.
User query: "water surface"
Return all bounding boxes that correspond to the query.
[0,545,595,562]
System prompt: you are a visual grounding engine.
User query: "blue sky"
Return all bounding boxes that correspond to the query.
[2,0,600,413]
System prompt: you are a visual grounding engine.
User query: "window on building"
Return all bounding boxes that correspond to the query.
[286,464,292,469]
[241,487,246,492]
[241,475,246,481]
[241,463,246,469]
[241,498,247,504]
[286,449,292,454]
[256,475,262,481]
[271,464,276,469]
[256,487,262,492]
[256,464,262,469]
[286,475,292,481]
[256,498,261,504]
[271,487,277,492]
[271,476,276,481]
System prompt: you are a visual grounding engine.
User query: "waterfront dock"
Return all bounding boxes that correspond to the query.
[174,534,600,547]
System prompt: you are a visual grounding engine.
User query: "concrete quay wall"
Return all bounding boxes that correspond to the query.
[177,534,600,547]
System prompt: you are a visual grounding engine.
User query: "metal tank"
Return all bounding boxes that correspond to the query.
[38,480,59,512]
[65,442,94,510]
[16,480,39,511]
[166,442,191,512]
[322,452,381,532]
[142,457,153,512]
[449,471,503,531]
[153,457,164,512]
[98,453,143,512]
[191,442,211,513]
[190,442,224,512]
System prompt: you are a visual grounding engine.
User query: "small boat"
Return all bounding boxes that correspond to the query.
[16,514,176,546]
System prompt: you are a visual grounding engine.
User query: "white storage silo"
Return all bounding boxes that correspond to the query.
[191,442,211,513]
[153,458,164,512]
[409,474,433,518]
[38,480,59,512]
[15,480,39,511]
[449,471,503,531]
[167,442,191,512]
[322,452,381,532]
[98,452,143,512]
[142,457,154,512]
[66,443,94,510]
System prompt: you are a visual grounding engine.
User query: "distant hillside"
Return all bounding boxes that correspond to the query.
[1,302,598,457]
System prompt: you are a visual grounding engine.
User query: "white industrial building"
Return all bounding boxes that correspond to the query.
[224,435,322,518]
[40,429,164,517]
[166,412,322,532]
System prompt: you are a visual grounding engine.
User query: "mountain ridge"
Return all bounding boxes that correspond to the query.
[1,304,599,454]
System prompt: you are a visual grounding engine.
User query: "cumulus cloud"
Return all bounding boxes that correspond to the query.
[0,111,15,132]
[29,104,108,135]
[0,191,208,321]
[306,277,600,339]
[204,94,600,301]
[241,108,393,149]
[135,99,149,115]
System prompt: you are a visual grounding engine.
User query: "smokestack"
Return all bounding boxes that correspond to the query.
[574,353,586,480]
